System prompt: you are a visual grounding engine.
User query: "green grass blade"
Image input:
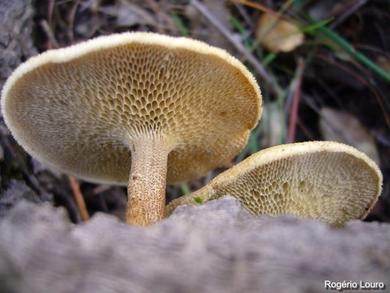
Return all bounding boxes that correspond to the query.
[172,13,189,36]
[180,183,191,195]
[318,26,390,82]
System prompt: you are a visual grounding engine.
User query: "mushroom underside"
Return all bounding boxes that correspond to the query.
[2,32,262,226]
[166,142,381,225]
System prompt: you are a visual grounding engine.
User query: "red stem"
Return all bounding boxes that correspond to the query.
[287,60,305,143]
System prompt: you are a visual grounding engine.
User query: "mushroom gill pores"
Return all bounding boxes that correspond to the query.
[1,32,262,225]
[166,141,382,226]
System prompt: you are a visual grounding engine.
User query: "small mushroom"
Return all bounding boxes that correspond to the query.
[166,141,382,225]
[1,32,261,225]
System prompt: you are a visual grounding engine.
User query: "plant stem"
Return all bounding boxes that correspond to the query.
[68,176,90,222]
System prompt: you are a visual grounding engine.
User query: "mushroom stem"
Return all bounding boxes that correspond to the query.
[126,138,169,226]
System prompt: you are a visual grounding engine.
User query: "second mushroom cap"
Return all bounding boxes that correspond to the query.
[166,141,382,225]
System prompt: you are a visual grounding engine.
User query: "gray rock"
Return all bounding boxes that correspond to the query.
[0,180,52,218]
[0,197,389,293]
[0,0,35,90]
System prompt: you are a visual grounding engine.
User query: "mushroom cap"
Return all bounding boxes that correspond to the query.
[1,32,261,185]
[194,141,382,225]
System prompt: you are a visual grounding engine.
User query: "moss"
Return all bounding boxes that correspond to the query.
[193,196,203,205]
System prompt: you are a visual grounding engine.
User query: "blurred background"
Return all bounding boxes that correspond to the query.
[0,0,389,223]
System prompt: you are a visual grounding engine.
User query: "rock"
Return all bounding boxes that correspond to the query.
[0,180,52,218]
[0,0,36,90]
[0,0,47,219]
[0,197,389,293]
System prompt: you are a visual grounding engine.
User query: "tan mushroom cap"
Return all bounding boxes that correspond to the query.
[1,32,261,185]
[166,141,382,225]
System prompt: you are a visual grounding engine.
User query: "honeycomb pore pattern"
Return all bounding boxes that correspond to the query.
[2,33,261,185]
[167,142,381,225]
[208,142,381,225]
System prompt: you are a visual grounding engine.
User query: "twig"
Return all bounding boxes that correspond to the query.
[315,53,390,129]
[93,185,111,194]
[67,0,80,43]
[232,0,277,16]
[287,59,305,143]
[46,0,56,49]
[40,19,59,49]
[330,0,367,29]
[145,0,177,33]
[232,2,255,30]
[68,176,90,222]
[191,0,283,98]
[47,0,55,25]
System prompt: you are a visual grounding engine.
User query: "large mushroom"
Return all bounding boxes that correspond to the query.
[1,32,261,225]
[166,141,382,225]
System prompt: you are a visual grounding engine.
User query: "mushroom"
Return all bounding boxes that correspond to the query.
[166,141,382,225]
[1,32,261,225]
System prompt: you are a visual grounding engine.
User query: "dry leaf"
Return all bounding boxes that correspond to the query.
[256,13,304,53]
[320,107,380,164]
